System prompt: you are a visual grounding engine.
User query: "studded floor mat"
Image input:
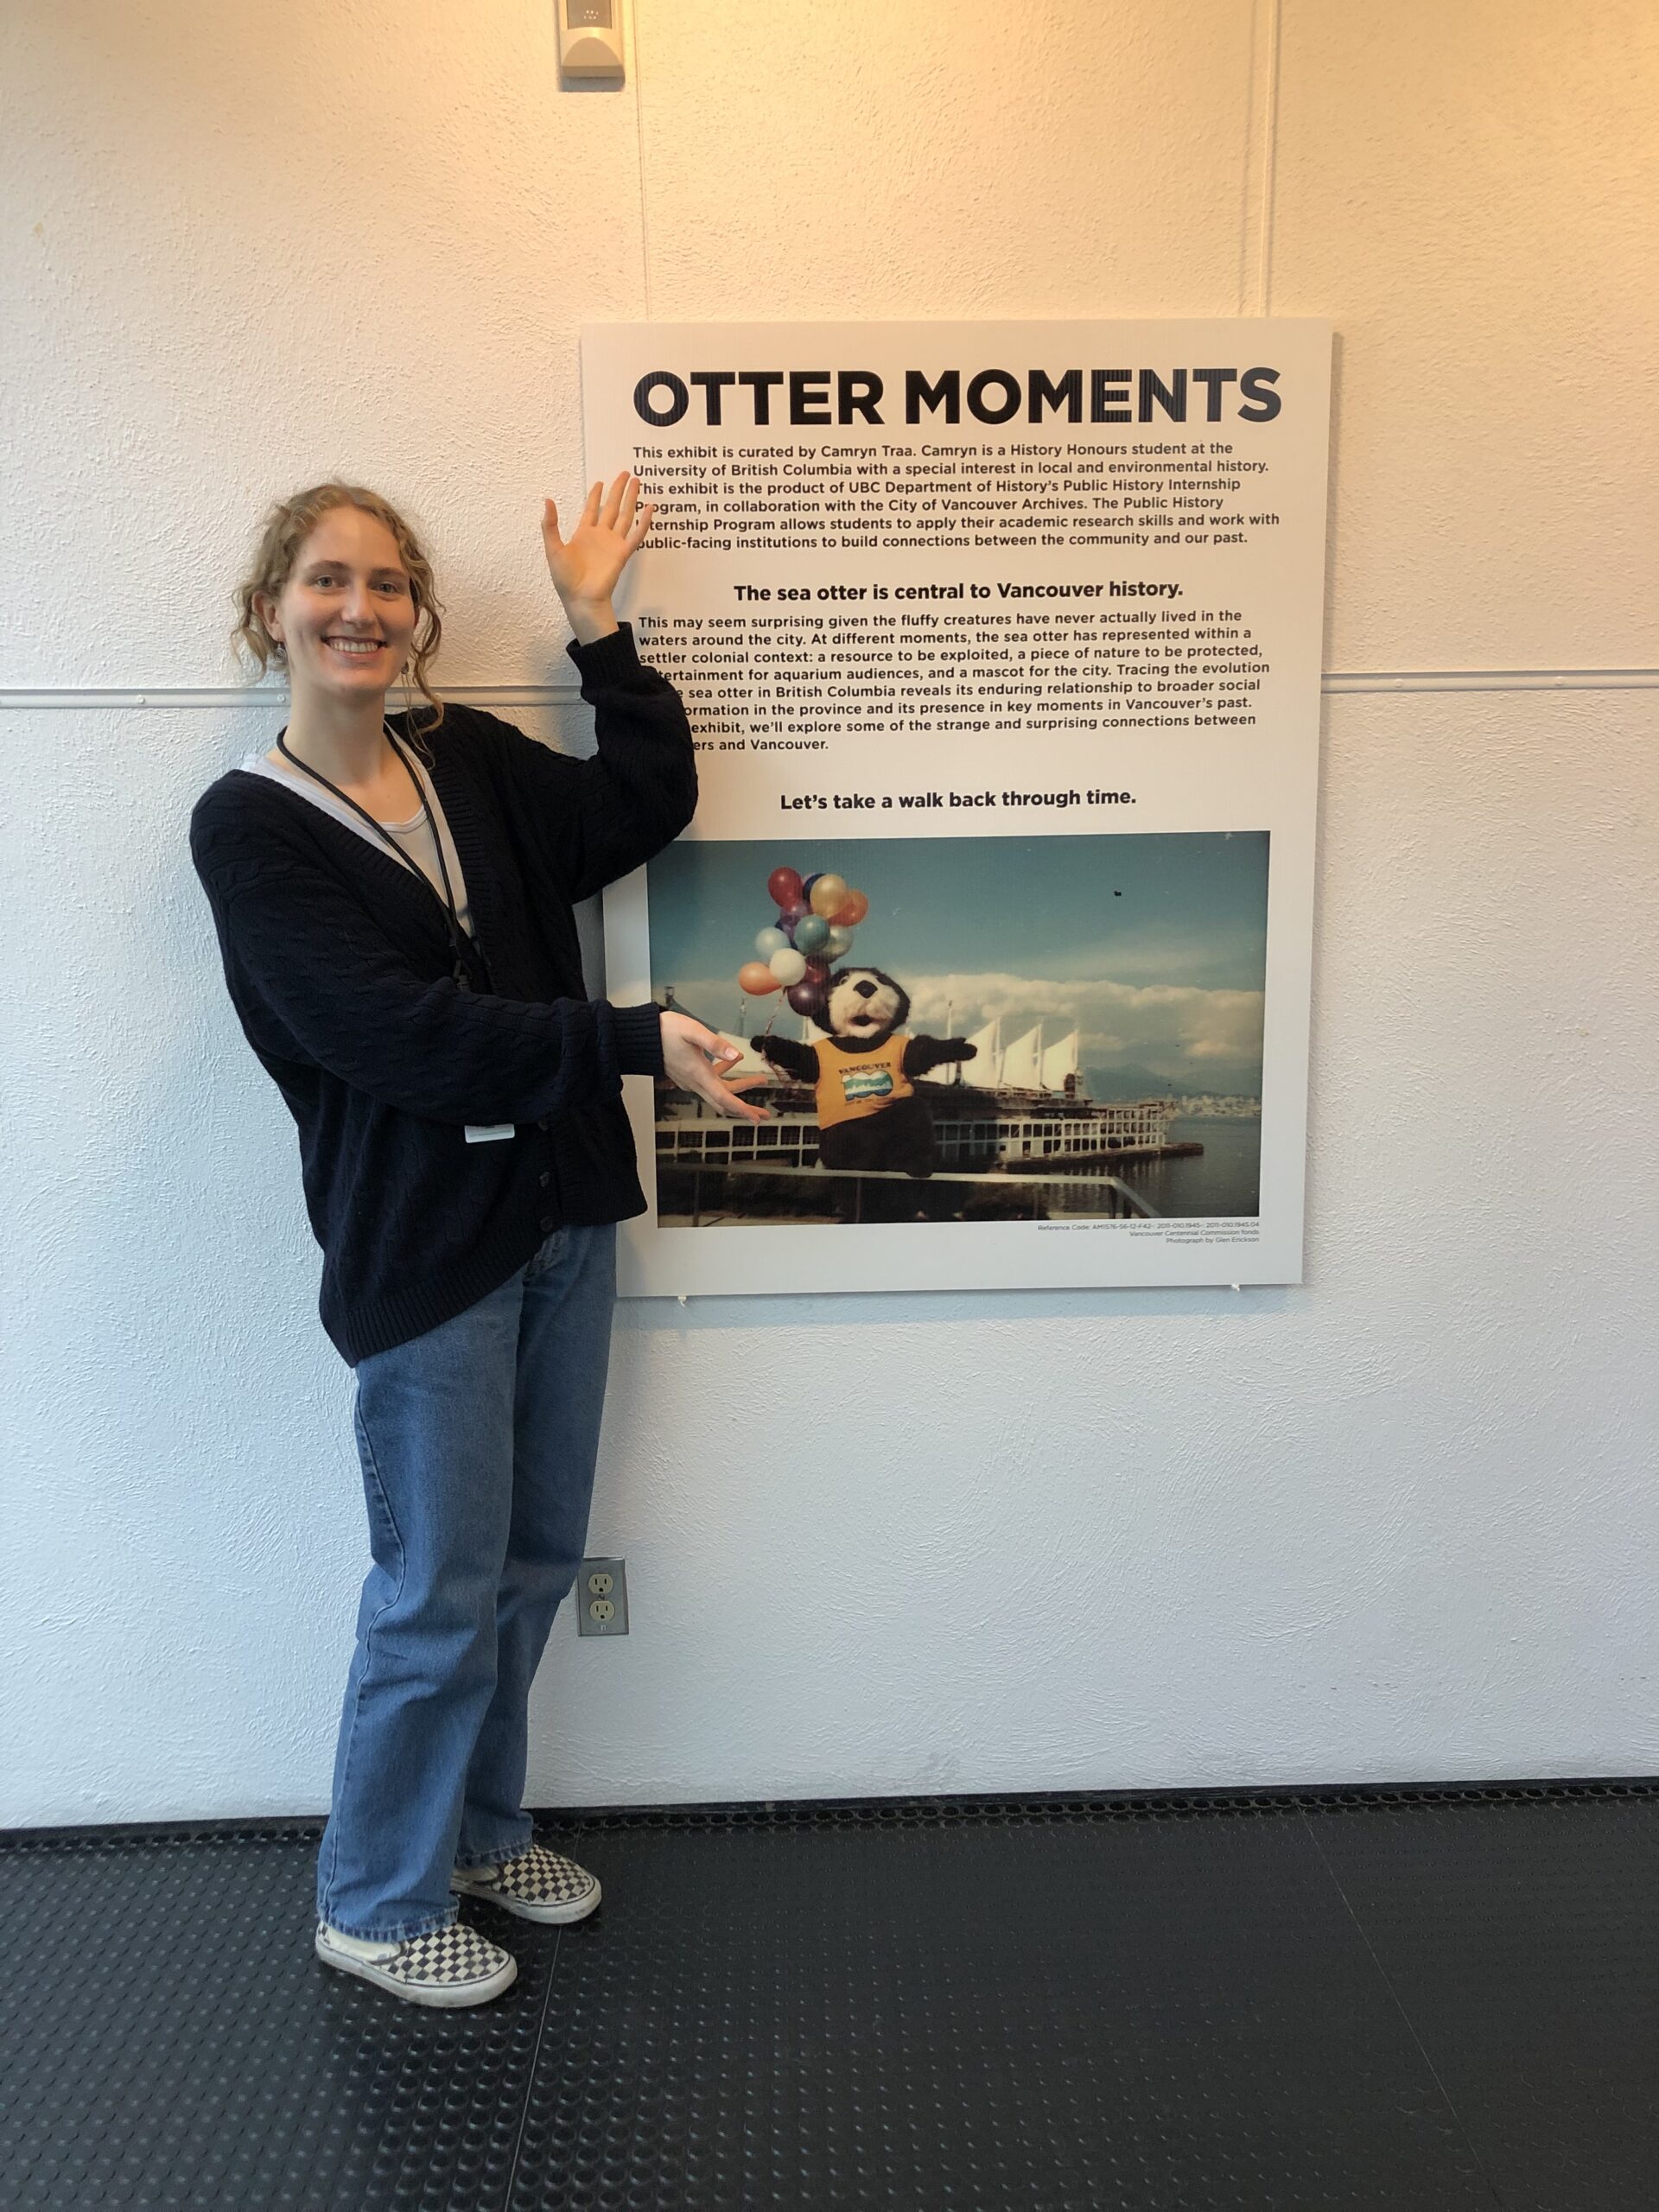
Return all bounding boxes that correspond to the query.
[3,1783,1656,2209]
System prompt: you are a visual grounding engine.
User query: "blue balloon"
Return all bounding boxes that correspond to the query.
[793,913,830,955]
[801,872,824,899]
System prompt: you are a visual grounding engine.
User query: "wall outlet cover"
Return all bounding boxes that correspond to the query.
[576,1556,629,1636]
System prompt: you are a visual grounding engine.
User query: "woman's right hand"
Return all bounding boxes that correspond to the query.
[659,1011,772,1123]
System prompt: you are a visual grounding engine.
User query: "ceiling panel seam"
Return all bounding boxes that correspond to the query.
[1240,0,1283,315]
[632,0,653,320]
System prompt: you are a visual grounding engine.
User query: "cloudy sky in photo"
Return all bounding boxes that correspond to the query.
[647,832,1268,1092]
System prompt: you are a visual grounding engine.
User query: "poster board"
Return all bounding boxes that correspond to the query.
[582,319,1332,1298]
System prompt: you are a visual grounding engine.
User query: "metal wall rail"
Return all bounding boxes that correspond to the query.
[2,667,1656,710]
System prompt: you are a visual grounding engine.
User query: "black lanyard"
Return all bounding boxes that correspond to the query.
[276,723,487,992]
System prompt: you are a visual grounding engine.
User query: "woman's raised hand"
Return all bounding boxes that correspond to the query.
[659,1012,772,1125]
[542,473,656,642]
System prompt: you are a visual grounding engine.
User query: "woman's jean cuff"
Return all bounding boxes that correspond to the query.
[454,1822,535,1872]
[319,1902,460,1943]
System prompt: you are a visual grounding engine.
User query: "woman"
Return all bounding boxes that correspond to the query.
[190,474,762,2007]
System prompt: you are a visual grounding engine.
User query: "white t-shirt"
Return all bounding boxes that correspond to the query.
[238,741,474,939]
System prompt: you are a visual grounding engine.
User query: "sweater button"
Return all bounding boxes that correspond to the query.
[537,1117,549,1131]
[539,1215,556,1232]
[539,1171,550,1188]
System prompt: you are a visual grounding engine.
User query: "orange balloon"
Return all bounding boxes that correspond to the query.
[808,872,849,918]
[831,888,869,926]
[738,961,780,995]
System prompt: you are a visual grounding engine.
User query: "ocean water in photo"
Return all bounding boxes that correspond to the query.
[1109,1115,1262,1218]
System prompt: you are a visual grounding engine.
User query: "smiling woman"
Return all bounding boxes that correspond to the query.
[233,482,444,747]
[191,474,769,2009]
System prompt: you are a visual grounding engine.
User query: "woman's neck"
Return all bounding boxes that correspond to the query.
[279,688,393,789]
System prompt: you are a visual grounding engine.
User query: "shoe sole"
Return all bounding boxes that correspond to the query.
[450,1871,603,1925]
[314,1928,518,2007]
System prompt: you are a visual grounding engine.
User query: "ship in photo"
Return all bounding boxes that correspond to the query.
[653,993,1202,1224]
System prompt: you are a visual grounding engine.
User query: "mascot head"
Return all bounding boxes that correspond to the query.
[823,966,910,1046]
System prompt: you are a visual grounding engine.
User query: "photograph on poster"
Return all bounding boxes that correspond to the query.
[585,316,1332,1293]
[646,831,1268,1230]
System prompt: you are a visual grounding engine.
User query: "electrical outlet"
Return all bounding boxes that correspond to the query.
[576,1556,629,1637]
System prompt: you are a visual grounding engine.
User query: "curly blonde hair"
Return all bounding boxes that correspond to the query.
[232,482,446,744]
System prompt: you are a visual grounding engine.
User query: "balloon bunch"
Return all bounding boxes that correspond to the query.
[736,865,871,1021]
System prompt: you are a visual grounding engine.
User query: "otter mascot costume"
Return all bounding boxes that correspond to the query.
[753,967,976,1179]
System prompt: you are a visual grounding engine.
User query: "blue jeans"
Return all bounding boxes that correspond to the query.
[315,1222,616,1941]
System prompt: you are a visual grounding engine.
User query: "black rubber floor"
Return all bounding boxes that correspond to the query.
[3,1783,1656,2209]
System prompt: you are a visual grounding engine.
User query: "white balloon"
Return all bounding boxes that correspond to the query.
[768,948,807,986]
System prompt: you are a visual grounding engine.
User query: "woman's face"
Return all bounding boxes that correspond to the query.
[258,506,418,707]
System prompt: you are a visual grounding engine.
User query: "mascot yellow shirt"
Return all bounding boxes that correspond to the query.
[815,1034,914,1128]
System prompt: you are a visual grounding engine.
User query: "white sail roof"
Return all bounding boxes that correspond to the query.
[959,1016,1002,1087]
[1039,1028,1080,1090]
[1000,1024,1043,1090]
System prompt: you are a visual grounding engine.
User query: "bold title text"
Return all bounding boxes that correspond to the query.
[632,365,1283,430]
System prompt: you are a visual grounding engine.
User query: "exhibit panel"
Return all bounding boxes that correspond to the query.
[587,317,1333,1295]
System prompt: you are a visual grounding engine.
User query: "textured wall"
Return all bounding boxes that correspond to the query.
[4,0,1656,1825]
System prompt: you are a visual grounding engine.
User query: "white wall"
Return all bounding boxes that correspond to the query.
[4,0,1656,1826]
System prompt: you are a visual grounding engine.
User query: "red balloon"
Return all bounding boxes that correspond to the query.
[803,956,830,985]
[785,980,827,1017]
[768,867,804,908]
[831,888,869,926]
[738,961,781,995]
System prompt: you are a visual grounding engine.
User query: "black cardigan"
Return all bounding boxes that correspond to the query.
[189,623,689,1363]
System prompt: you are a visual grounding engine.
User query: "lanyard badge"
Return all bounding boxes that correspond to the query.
[276,722,490,994]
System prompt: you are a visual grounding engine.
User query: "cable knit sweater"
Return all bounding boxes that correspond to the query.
[189,623,688,1363]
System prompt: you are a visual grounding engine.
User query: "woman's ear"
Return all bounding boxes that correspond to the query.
[254,589,283,646]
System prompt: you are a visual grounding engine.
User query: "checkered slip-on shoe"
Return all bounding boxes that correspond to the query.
[314,1917,517,2007]
[451,1840,602,1924]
